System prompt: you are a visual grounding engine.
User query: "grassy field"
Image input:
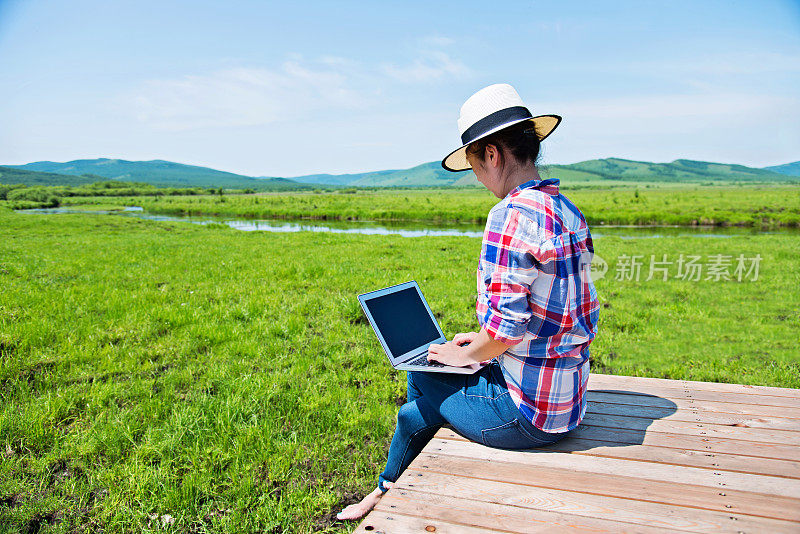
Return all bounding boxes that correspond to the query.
[1,206,799,533]
[61,184,800,227]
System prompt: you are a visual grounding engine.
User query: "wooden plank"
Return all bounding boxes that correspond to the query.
[587,401,800,431]
[374,487,670,534]
[355,511,502,534]
[435,428,800,479]
[581,412,800,445]
[590,373,800,398]
[399,468,800,533]
[426,438,800,498]
[357,375,800,532]
[550,438,800,479]
[587,384,800,409]
[410,452,800,522]
[570,422,800,461]
[588,391,800,419]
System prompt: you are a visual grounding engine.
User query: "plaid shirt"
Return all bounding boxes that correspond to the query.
[476,177,599,433]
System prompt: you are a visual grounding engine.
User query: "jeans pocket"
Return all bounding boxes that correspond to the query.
[481,419,550,449]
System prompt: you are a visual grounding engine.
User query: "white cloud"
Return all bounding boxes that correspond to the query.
[542,91,800,167]
[123,45,471,131]
[124,59,364,131]
[552,91,799,122]
[418,36,455,47]
[654,52,800,76]
[381,44,470,83]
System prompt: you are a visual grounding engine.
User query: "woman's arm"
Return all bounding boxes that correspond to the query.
[427,327,510,367]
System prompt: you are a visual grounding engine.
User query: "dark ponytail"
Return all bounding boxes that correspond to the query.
[466,121,542,167]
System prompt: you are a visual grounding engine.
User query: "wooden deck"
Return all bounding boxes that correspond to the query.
[354,373,800,533]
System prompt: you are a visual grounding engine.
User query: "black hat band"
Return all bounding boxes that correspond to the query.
[460,106,533,145]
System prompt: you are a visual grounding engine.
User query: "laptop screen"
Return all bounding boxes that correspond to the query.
[360,284,443,362]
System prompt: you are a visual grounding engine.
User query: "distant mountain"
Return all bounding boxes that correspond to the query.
[4,156,796,189]
[554,158,792,183]
[287,157,795,187]
[764,161,800,177]
[276,162,463,187]
[0,166,97,187]
[6,158,307,190]
[283,171,363,186]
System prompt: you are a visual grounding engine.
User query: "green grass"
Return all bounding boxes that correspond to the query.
[1,207,798,533]
[59,184,800,227]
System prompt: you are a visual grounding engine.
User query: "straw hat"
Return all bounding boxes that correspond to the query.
[441,83,561,172]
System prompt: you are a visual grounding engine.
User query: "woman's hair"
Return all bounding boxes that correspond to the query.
[466,121,541,167]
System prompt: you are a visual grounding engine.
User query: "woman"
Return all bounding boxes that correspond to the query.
[339,83,600,521]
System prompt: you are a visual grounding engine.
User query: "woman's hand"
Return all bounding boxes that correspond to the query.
[452,331,479,346]
[427,341,474,367]
[430,328,510,367]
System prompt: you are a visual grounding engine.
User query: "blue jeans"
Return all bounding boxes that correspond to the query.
[378,360,569,492]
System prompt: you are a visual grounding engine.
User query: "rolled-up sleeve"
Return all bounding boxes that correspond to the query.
[477,206,540,345]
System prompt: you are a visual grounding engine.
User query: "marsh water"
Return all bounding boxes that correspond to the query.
[17,207,799,239]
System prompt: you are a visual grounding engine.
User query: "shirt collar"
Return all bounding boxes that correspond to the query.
[510,177,560,196]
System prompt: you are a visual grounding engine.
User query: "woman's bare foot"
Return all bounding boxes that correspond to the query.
[336,482,393,521]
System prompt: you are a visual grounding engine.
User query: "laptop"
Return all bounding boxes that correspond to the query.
[357,280,481,374]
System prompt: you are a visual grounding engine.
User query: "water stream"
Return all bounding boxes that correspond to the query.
[17,207,798,239]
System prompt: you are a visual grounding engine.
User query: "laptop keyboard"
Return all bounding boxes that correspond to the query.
[406,354,446,368]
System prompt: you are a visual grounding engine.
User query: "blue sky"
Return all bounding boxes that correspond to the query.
[0,0,798,176]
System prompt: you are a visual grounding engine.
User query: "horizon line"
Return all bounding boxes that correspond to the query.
[3,155,797,179]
